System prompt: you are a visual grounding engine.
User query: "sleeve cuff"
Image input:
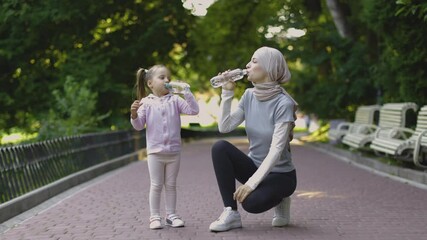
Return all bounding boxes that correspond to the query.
[221,89,234,97]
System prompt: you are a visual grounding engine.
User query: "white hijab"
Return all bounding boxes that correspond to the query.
[252,47,298,105]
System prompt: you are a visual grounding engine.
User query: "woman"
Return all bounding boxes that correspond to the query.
[209,46,297,232]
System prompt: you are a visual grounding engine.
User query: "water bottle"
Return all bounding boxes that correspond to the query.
[210,68,248,88]
[164,81,190,94]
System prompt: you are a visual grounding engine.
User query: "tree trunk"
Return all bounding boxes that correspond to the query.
[325,0,353,39]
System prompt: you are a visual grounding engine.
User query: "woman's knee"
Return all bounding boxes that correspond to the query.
[242,200,264,214]
[242,194,275,214]
[211,140,231,153]
[211,140,232,161]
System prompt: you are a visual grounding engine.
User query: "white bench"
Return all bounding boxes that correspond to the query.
[369,105,427,168]
[342,102,418,150]
[413,118,427,168]
[328,105,380,143]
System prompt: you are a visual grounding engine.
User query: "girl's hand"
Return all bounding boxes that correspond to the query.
[130,100,140,119]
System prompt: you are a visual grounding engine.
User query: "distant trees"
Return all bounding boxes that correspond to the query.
[0,0,195,138]
[1,0,426,140]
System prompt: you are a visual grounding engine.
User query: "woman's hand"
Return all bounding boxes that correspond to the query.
[289,122,295,141]
[233,184,253,203]
[130,100,140,119]
[222,81,236,91]
[218,70,236,91]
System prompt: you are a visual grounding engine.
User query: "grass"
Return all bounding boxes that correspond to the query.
[0,132,38,146]
[299,124,329,143]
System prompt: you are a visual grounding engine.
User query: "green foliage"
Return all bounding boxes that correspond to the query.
[281,1,375,119]
[0,0,195,134]
[1,0,426,138]
[396,0,427,22]
[362,0,427,105]
[188,1,299,88]
[37,77,110,140]
[288,0,427,119]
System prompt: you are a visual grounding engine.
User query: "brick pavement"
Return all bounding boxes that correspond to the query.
[1,137,427,240]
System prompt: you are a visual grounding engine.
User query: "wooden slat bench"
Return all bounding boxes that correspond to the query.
[342,102,418,150]
[328,105,380,143]
[369,105,427,168]
[413,117,427,169]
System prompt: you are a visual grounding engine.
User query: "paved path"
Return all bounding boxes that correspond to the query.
[1,137,427,240]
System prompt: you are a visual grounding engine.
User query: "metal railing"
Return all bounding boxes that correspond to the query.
[0,130,146,204]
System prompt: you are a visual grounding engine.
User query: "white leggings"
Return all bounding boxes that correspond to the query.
[147,152,181,217]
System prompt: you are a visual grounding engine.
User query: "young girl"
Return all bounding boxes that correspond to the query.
[130,65,199,230]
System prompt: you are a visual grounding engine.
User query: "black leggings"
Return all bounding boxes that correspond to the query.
[211,140,297,213]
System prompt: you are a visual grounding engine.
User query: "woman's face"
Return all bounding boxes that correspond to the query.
[246,57,269,83]
[147,67,171,97]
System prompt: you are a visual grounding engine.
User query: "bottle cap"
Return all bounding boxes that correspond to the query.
[164,83,173,89]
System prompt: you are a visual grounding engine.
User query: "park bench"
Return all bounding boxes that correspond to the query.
[342,102,418,150]
[369,105,427,168]
[328,105,380,143]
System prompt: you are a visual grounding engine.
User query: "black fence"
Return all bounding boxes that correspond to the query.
[0,128,245,204]
[0,130,146,204]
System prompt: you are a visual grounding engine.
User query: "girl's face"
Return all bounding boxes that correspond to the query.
[246,57,269,83]
[147,67,171,97]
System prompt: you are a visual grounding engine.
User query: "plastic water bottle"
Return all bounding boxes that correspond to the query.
[164,81,190,94]
[210,68,248,88]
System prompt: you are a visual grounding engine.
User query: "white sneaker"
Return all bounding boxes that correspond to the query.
[149,215,163,230]
[209,207,242,232]
[166,214,185,228]
[272,197,290,227]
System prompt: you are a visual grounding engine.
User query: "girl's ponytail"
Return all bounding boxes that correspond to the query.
[135,68,148,100]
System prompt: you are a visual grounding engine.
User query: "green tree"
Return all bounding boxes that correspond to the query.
[361,0,427,105]
[1,0,426,138]
[37,77,110,140]
[0,0,195,135]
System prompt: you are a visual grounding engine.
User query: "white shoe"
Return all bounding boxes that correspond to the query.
[166,214,185,228]
[149,215,163,230]
[272,197,290,227]
[209,207,242,232]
